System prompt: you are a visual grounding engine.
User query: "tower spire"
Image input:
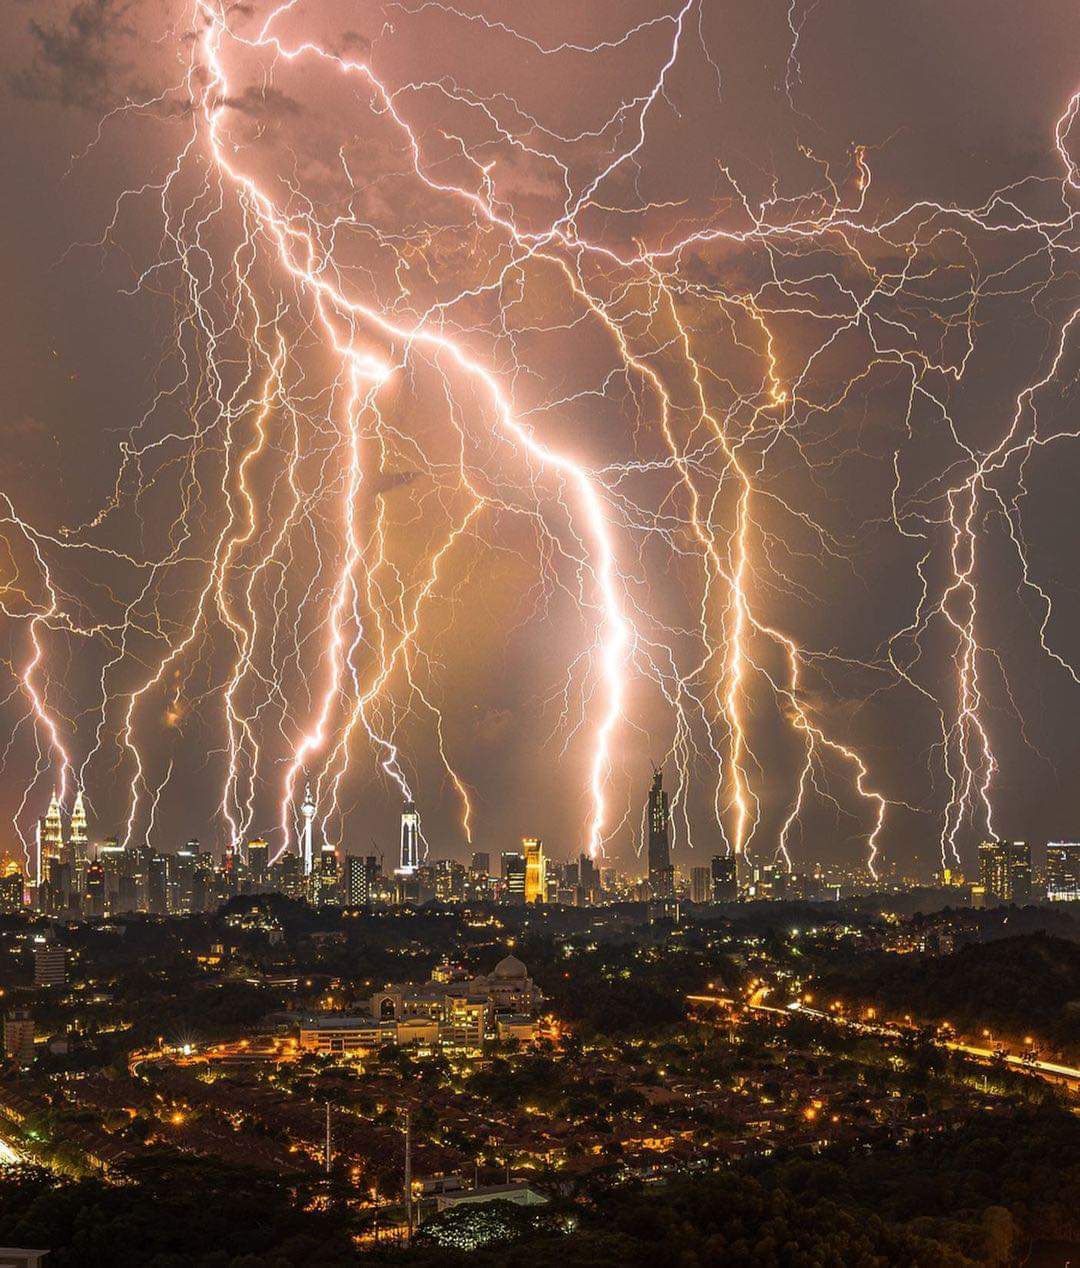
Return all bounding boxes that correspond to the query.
[300,783,316,876]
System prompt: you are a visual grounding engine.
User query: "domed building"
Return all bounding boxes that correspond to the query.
[370,951,542,1027]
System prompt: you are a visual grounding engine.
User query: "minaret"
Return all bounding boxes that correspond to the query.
[37,792,65,888]
[301,783,316,876]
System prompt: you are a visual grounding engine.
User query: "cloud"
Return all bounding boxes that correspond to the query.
[221,84,303,121]
[8,0,138,111]
[370,469,420,497]
[339,31,372,57]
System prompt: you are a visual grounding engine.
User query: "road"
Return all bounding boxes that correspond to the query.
[686,992,1080,1089]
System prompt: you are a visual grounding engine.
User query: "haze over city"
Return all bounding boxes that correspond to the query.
[2,3,1080,1267]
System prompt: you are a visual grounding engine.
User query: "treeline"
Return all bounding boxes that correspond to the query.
[813,932,1080,1055]
[385,1106,1080,1268]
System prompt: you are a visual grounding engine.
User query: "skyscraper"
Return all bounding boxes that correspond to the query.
[69,788,89,896]
[711,855,738,902]
[501,851,526,904]
[247,839,269,886]
[977,840,1032,904]
[171,841,199,914]
[37,792,64,889]
[647,768,674,899]
[346,855,379,907]
[399,801,420,875]
[690,866,712,904]
[523,837,546,905]
[1047,843,1080,901]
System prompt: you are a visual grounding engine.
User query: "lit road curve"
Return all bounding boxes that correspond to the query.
[686,993,1080,1090]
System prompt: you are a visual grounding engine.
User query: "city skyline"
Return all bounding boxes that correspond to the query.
[3,2,1080,882]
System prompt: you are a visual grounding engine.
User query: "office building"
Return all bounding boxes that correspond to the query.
[36,792,64,889]
[147,851,170,915]
[32,936,66,988]
[247,839,269,886]
[647,767,674,898]
[84,859,106,918]
[690,866,712,904]
[501,851,526,904]
[171,842,199,914]
[711,854,738,902]
[3,1010,34,1064]
[0,867,23,915]
[346,854,379,907]
[1047,842,1080,901]
[523,837,546,905]
[977,840,1032,904]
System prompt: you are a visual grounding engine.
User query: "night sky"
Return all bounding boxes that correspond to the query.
[2,0,1080,879]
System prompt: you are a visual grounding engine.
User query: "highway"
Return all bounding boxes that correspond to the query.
[686,992,1080,1089]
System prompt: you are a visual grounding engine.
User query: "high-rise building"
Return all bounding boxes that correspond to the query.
[470,852,490,877]
[523,838,546,905]
[37,792,64,889]
[501,851,526,904]
[399,801,420,875]
[148,851,170,915]
[3,1010,34,1065]
[171,842,199,914]
[346,855,379,907]
[578,852,599,904]
[690,866,712,904]
[32,936,66,988]
[0,866,23,915]
[69,788,89,896]
[1047,842,1080,901]
[647,768,674,898]
[711,855,738,902]
[314,842,339,906]
[301,784,317,876]
[84,859,106,918]
[977,840,1032,904]
[435,859,466,902]
[247,839,269,886]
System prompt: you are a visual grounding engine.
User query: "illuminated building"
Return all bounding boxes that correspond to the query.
[32,936,66,988]
[523,837,546,905]
[346,854,379,907]
[690,866,712,904]
[977,840,1032,904]
[578,852,600,904]
[1046,843,1080,901]
[171,842,199,914]
[399,800,420,875]
[300,783,317,876]
[711,855,738,902]
[470,851,490,876]
[69,788,89,896]
[435,859,466,902]
[36,792,64,889]
[148,851,170,915]
[314,840,339,906]
[500,851,526,904]
[247,839,269,886]
[300,956,545,1055]
[3,1010,34,1065]
[84,859,106,917]
[647,768,674,899]
[0,866,23,914]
